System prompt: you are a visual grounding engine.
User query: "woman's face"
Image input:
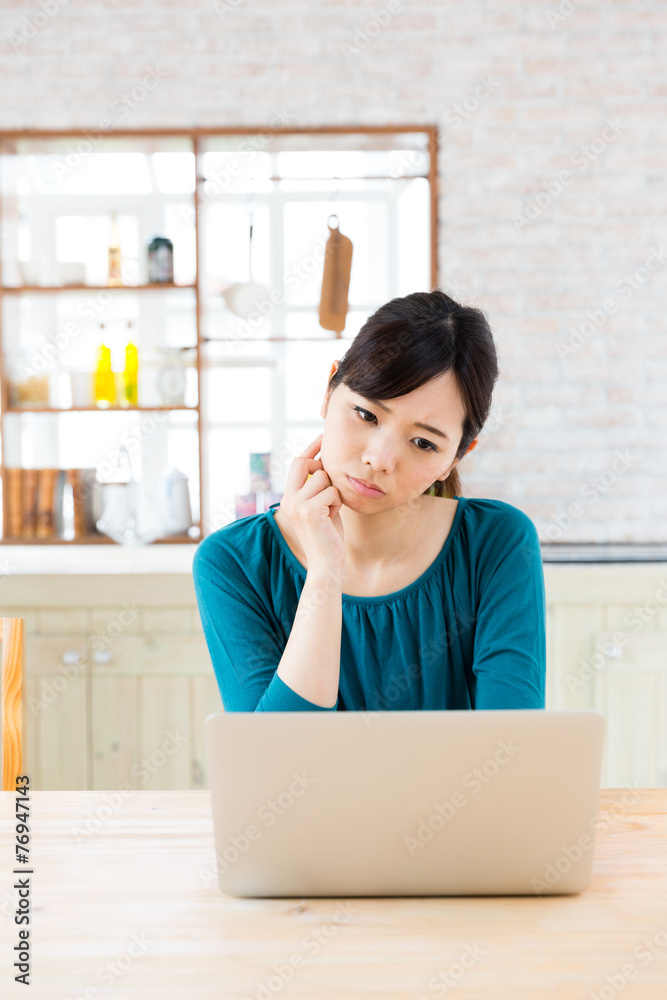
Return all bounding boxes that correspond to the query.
[319,361,473,509]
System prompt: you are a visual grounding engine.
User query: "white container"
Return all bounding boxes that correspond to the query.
[19,255,53,286]
[69,371,94,408]
[56,261,86,286]
[157,467,193,536]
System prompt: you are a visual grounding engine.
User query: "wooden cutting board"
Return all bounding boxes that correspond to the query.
[318,216,353,335]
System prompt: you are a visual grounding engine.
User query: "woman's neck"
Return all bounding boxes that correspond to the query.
[338,495,449,574]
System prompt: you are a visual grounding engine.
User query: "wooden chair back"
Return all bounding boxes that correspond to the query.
[1,617,24,790]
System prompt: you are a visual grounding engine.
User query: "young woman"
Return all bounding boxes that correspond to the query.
[193,289,546,712]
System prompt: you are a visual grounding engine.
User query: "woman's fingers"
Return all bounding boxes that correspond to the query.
[286,434,324,489]
[300,432,323,458]
[285,442,326,494]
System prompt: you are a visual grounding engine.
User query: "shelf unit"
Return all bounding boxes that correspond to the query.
[0,126,438,544]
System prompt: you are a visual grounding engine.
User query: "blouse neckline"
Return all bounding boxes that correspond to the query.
[265,497,466,605]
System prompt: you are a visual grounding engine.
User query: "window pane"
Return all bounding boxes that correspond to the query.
[397,178,430,295]
[204,366,272,424]
[152,152,195,194]
[32,152,152,195]
[285,341,348,422]
[202,201,271,290]
[275,149,428,179]
[277,150,368,178]
[283,312,332,340]
[205,427,274,527]
[164,202,197,286]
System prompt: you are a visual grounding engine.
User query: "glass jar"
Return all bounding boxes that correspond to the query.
[9,350,50,407]
[157,356,187,405]
[147,236,174,284]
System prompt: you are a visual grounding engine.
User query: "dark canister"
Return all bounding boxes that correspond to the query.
[147,235,174,283]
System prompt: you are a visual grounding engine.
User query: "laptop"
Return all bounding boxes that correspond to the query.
[204,708,606,898]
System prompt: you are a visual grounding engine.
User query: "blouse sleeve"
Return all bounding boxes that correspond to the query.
[471,508,546,710]
[193,532,339,713]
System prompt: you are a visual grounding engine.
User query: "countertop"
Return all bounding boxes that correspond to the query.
[2,542,667,574]
[539,543,667,563]
[0,543,199,574]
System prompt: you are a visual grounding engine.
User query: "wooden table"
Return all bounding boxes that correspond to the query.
[1,789,667,998]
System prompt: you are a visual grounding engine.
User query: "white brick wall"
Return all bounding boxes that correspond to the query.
[1,0,665,543]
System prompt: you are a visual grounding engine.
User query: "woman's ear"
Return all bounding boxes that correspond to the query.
[435,458,458,485]
[436,439,478,480]
[320,360,340,419]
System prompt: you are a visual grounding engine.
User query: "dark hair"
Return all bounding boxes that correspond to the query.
[327,289,499,498]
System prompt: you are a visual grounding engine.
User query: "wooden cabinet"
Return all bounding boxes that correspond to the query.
[14,574,221,791]
[89,632,218,790]
[545,564,667,788]
[25,632,89,789]
[9,561,667,790]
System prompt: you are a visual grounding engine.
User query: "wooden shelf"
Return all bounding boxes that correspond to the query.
[6,405,198,414]
[0,283,196,293]
[0,532,200,545]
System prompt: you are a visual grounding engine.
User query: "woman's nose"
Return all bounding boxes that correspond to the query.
[361,437,396,473]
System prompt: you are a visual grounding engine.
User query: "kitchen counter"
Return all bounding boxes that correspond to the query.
[2,541,667,574]
[540,543,667,563]
[0,543,200,574]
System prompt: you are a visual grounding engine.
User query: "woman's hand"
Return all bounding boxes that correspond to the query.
[279,432,346,572]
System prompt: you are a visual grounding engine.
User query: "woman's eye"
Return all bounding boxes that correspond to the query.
[353,405,375,423]
[414,438,436,452]
[352,405,437,452]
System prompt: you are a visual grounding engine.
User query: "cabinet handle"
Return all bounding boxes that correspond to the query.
[93,649,112,665]
[602,642,623,659]
[62,649,83,665]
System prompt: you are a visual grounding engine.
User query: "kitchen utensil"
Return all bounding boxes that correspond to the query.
[222,211,271,320]
[318,214,353,335]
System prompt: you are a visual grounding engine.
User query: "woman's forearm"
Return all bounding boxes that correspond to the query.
[276,566,344,708]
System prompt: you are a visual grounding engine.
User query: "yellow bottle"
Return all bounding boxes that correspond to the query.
[94,338,115,408]
[108,211,122,287]
[123,324,139,407]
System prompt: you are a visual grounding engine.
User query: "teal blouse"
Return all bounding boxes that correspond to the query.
[193,497,546,713]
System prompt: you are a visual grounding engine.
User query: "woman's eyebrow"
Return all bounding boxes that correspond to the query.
[361,396,449,440]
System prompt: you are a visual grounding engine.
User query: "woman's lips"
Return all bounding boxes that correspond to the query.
[347,476,385,498]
